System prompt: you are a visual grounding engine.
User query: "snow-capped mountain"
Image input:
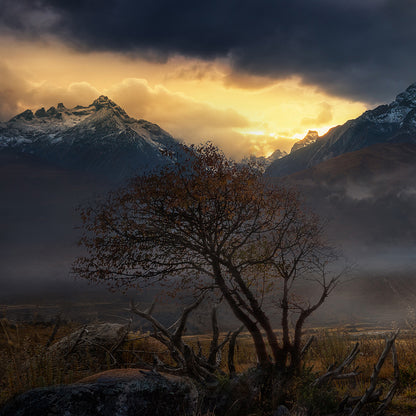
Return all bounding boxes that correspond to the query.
[241,148,287,169]
[267,148,288,163]
[266,83,416,176]
[0,96,182,179]
[290,130,319,153]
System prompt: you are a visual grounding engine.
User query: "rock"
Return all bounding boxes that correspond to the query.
[48,322,129,359]
[290,406,308,416]
[290,130,319,153]
[11,109,34,121]
[35,108,47,118]
[274,404,291,415]
[0,369,198,416]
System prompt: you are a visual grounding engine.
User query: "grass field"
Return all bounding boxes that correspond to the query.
[1,318,415,415]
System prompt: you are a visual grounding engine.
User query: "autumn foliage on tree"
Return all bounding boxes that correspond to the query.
[75,143,339,373]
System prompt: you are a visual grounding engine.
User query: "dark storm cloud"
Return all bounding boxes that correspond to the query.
[0,0,58,36]
[3,0,416,103]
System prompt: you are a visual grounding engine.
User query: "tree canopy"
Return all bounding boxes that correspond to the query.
[75,143,340,371]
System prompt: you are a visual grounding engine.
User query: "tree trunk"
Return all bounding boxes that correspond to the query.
[213,261,271,366]
[227,263,281,363]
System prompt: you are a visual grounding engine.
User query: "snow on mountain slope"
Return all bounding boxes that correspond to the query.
[290,130,319,153]
[266,82,416,177]
[0,96,182,179]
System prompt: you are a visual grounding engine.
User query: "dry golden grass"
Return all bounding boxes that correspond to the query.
[305,329,416,415]
[1,320,416,415]
[0,318,109,405]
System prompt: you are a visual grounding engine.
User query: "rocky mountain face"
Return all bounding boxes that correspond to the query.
[266,83,416,177]
[267,148,288,163]
[0,96,182,179]
[241,148,287,169]
[264,83,416,297]
[290,130,319,153]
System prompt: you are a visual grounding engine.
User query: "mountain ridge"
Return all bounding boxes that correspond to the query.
[0,96,182,179]
[290,130,319,153]
[266,82,416,177]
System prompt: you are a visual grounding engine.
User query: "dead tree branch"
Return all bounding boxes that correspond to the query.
[374,340,400,416]
[130,298,233,382]
[339,389,383,410]
[349,330,399,416]
[313,342,360,387]
[45,314,62,349]
[64,325,88,358]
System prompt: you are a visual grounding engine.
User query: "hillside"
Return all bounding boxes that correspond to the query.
[266,82,416,177]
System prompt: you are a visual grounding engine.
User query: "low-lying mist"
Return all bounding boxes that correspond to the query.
[1,154,415,328]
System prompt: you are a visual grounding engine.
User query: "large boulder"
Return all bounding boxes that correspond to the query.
[0,369,198,416]
[49,322,129,359]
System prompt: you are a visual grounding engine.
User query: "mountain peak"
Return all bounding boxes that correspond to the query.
[267,81,416,177]
[34,108,47,118]
[267,148,288,162]
[0,95,181,179]
[291,130,319,153]
[395,82,416,107]
[92,95,116,108]
[10,109,34,122]
[90,95,129,119]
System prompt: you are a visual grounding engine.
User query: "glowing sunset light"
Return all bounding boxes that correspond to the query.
[2,0,411,159]
[0,34,369,159]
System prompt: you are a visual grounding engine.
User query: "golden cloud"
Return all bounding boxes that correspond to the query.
[0,38,368,159]
[0,64,255,158]
[301,101,333,127]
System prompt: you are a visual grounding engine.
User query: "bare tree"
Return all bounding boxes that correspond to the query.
[74,143,340,375]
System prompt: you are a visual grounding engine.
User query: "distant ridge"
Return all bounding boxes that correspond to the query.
[266,82,416,177]
[0,96,182,179]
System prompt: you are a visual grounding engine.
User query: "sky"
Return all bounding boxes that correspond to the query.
[1,0,415,158]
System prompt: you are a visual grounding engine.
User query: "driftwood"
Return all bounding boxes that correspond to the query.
[339,389,383,409]
[349,330,399,416]
[313,342,360,387]
[312,330,400,416]
[373,341,399,415]
[130,298,242,383]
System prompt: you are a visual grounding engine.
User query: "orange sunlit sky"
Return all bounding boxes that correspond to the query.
[4,1,416,159]
[0,36,367,159]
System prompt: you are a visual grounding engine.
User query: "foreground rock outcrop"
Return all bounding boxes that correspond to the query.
[48,322,129,360]
[0,369,198,416]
